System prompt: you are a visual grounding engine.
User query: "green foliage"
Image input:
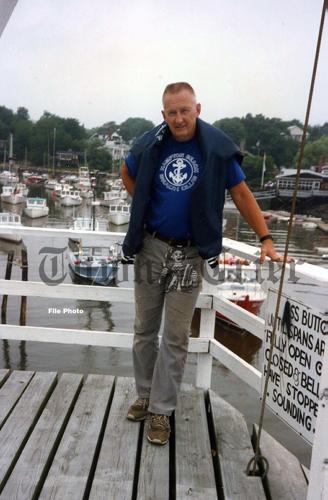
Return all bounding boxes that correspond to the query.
[295,135,328,169]
[119,117,154,142]
[213,118,246,147]
[308,123,328,141]
[1,103,327,174]
[242,154,276,188]
[29,111,87,165]
[86,138,112,172]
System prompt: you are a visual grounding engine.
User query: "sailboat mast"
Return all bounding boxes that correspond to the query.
[8,133,13,171]
[52,127,56,176]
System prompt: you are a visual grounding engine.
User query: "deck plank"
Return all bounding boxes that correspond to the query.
[209,390,265,500]
[0,371,57,491]
[0,373,83,500]
[38,374,114,500]
[89,377,140,500]
[0,370,35,428]
[0,369,10,386]
[137,414,170,500]
[253,425,308,500]
[175,385,217,499]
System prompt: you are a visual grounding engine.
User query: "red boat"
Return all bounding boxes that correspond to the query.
[26,175,45,185]
[214,258,267,326]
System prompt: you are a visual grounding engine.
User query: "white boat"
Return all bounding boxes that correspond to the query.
[68,244,121,285]
[74,166,91,189]
[108,200,131,225]
[15,183,29,197]
[302,221,317,230]
[0,212,23,242]
[45,179,59,190]
[68,216,120,285]
[80,188,94,199]
[23,198,49,218]
[69,216,108,235]
[215,256,267,326]
[0,170,19,184]
[1,185,25,205]
[101,188,128,206]
[60,174,78,184]
[60,188,82,207]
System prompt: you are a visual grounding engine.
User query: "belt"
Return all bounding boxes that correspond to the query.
[146,229,194,247]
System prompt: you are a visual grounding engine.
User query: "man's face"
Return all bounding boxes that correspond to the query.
[162,90,201,142]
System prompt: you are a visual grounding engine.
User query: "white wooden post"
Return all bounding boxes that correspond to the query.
[195,307,216,389]
[307,352,328,500]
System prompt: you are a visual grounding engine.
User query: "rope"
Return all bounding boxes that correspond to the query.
[248,0,328,477]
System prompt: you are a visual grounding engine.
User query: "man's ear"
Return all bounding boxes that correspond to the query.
[161,110,166,121]
[196,103,201,116]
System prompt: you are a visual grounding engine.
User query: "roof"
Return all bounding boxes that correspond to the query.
[276,169,324,179]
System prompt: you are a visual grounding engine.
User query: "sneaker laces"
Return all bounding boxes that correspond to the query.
[150,414,170,429]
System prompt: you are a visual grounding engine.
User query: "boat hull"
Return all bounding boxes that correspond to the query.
[24,207,49,219]
[216,296,265,326]
[109,213,130,225]
[60,198,82,207]
[68,262,118,285]
[1,194,25,205]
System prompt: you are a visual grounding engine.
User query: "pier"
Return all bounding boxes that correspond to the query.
[0,225,328,499]
[0,370,308,499]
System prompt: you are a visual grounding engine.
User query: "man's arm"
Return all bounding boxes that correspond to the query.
[121,162,135,196]
[229,181,286,263]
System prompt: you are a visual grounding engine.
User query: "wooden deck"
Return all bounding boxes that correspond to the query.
[0,369,308,499]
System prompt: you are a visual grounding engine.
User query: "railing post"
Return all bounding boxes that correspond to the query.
[195,305,216,389]
[307,352,328,500]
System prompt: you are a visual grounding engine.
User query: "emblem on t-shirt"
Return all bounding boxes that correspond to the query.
[159,153,199,192]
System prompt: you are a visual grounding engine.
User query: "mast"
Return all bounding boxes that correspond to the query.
[8,133,13,172]
[52,127,56,177]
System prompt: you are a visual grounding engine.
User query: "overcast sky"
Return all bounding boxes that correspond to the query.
[0,0,327,129]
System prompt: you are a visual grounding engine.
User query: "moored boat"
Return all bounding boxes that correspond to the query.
[108,200,130,226]
[0,212,23,242]
[215,257,266,326]
[60,188,82,207]
[23,198,49,218]
[0,170,19,184]
[0,185,25,205]
[26,175,45,185]
[68,243,120,285]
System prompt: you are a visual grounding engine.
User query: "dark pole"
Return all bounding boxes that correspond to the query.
[1,250,14,323]
[19,248,28,325]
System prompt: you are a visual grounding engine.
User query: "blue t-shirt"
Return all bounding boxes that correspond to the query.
[125,136,245,239]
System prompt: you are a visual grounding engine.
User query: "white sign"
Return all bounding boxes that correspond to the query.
[262,289,328,444]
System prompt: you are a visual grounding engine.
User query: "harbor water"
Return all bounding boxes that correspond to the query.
[1,183,328,467]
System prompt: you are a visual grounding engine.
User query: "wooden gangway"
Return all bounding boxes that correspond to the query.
[0,370,308,500]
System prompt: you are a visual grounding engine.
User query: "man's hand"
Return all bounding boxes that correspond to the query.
[260,240,294,264]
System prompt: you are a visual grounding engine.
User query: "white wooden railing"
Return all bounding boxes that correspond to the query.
[0,225,328,499]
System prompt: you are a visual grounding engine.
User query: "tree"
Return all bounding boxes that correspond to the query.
[119,117,154,142]
[29,111,87,165]
[86,138,112,172]
[0,105,14,139]
[242,154,276,188]
[212,118,246,147]
[16,106,30,121]
[309,123,328,141]
[295,135,328,168]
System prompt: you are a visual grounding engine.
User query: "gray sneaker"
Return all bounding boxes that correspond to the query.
[127,398,149,421]
[147,413,171,445]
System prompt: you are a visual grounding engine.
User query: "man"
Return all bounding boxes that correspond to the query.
[121,82,283,446]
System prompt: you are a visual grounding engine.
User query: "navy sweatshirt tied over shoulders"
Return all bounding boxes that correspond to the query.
[122,118,243,260]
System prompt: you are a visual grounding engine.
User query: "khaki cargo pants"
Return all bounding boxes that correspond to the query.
[133,232,202,415]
